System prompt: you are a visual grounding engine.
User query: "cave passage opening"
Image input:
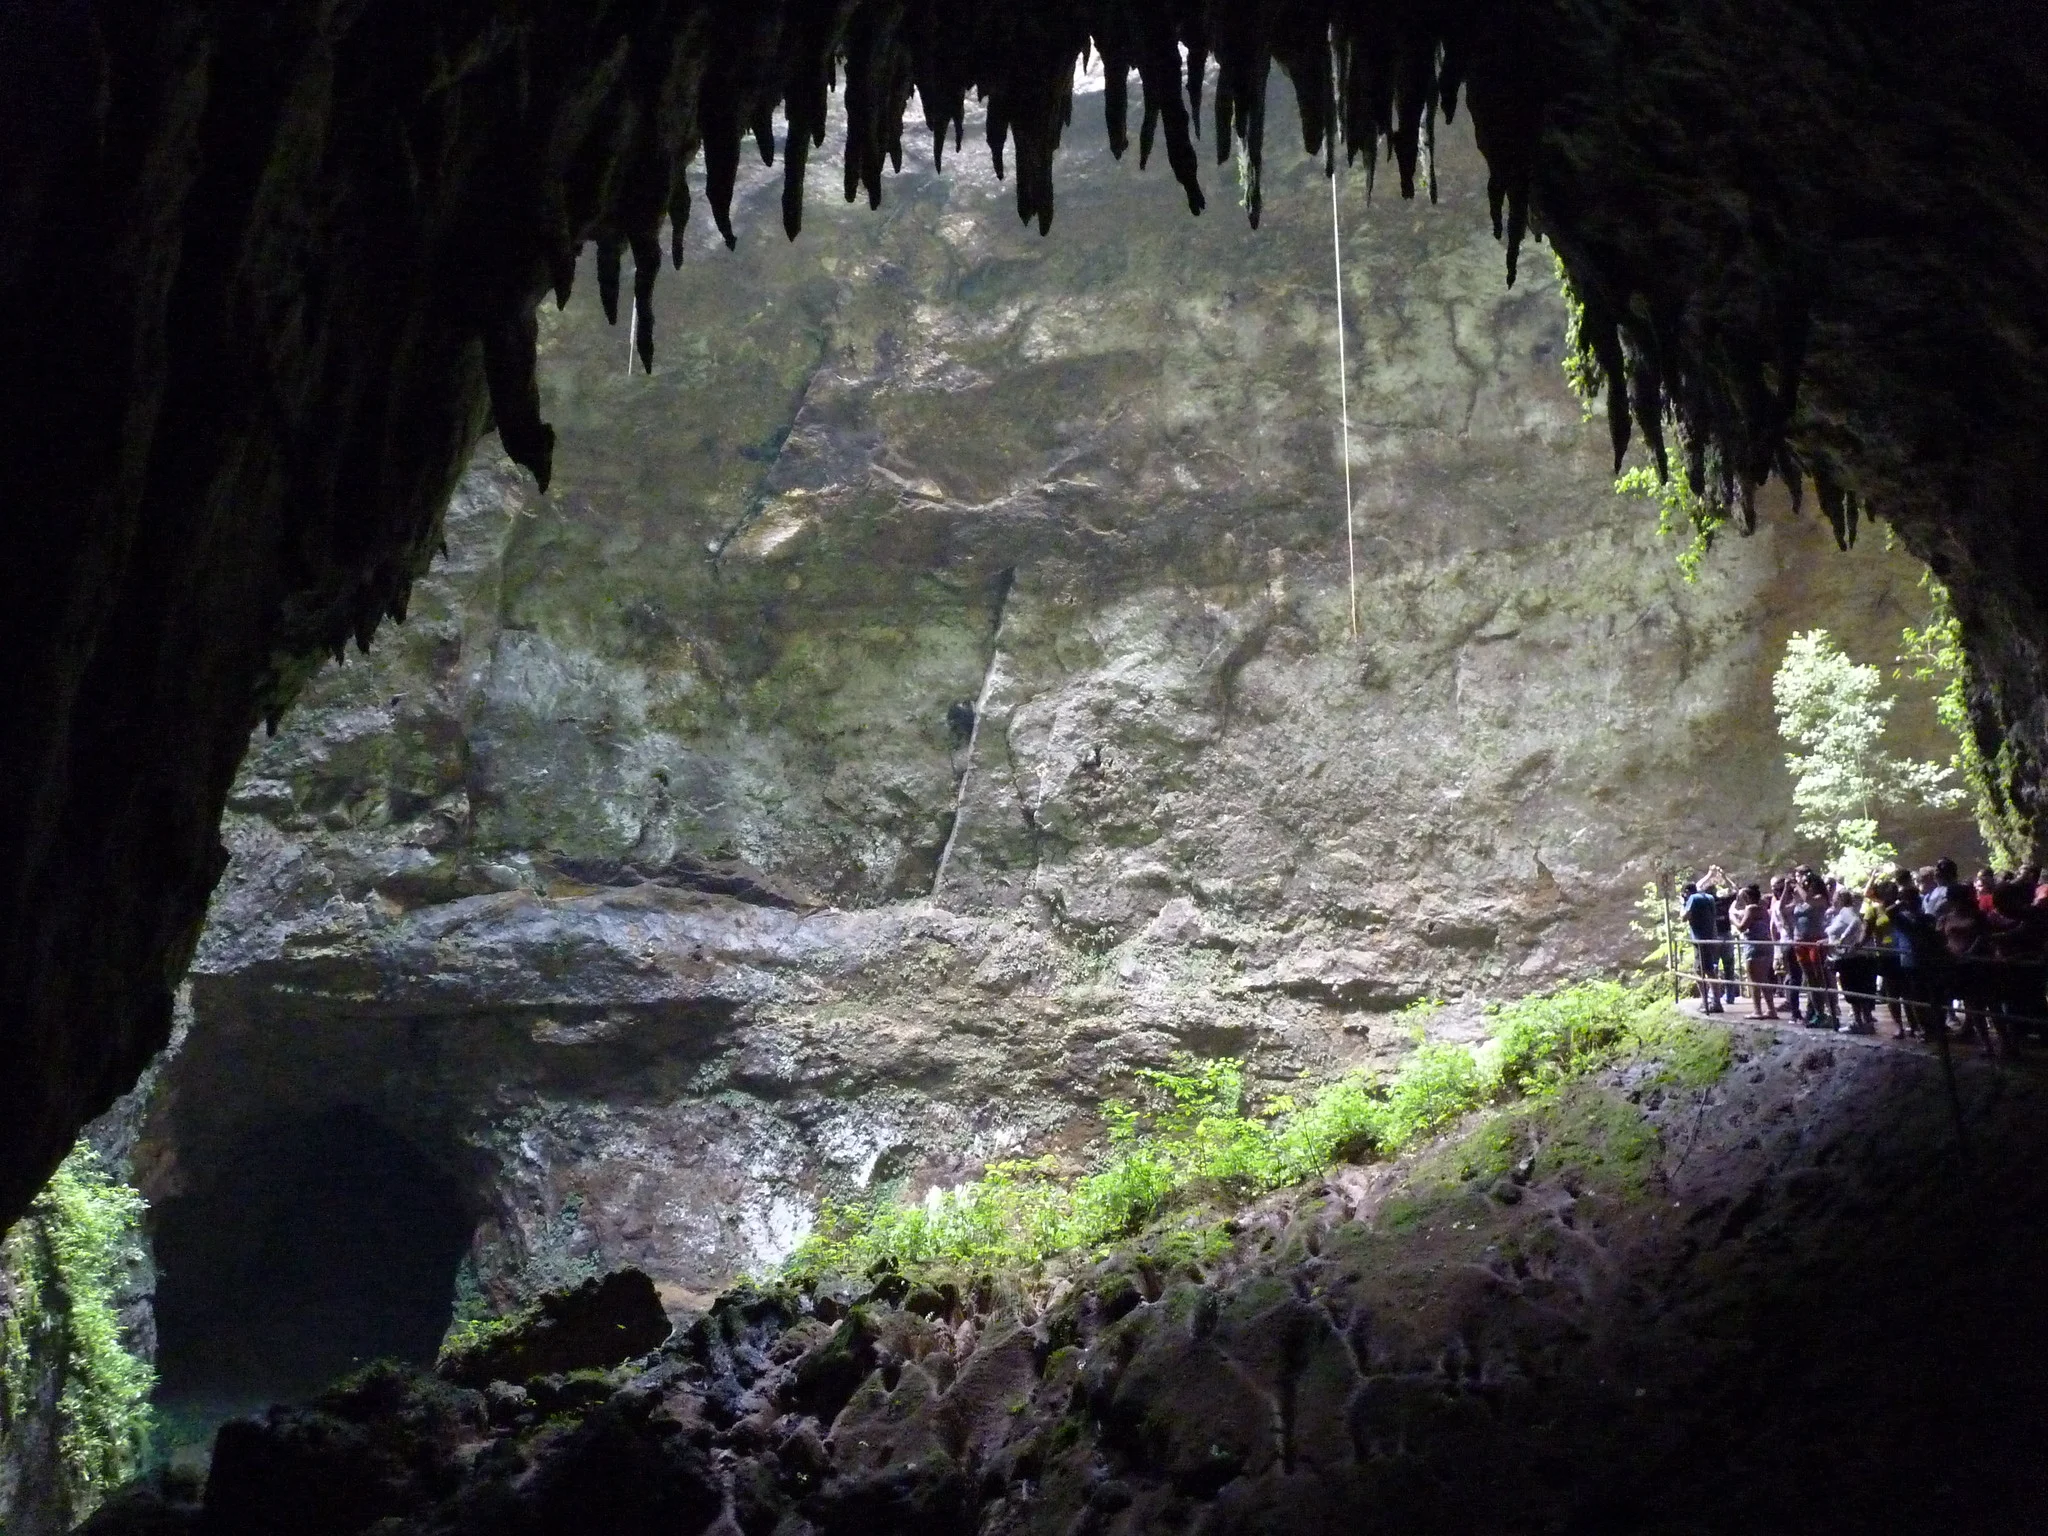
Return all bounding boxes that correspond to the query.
[150,1106,475,1428]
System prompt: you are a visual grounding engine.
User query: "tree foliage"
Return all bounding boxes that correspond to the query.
[1772,628,1961,882]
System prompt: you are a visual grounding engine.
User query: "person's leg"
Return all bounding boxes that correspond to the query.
[1845,960,1875,1032]
[1811,948,1837,1024]
[1960,970,1992,1049]
[1922,967,1954,1040]
[1914,977,1940,1039]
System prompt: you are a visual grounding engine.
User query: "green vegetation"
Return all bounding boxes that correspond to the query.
[1614,462,1723,582]
[1898,574,2034,867]
[1555,251,1604,411]
[1,1143,155,1520]
[1632,879,1686,977]
[785,982,1721,1280]
[1554,252,1726,580]
[1772,627,1962,882]
[438,1306,525,1365]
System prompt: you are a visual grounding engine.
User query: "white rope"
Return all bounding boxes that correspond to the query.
[1330,165,1358,639]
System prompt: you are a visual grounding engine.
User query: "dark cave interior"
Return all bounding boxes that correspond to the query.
[150,1108,473,1415]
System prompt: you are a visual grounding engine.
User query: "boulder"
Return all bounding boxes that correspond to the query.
[438,1269,673,1389]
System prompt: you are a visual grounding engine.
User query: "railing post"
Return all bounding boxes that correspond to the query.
[1662,869,1681,1004]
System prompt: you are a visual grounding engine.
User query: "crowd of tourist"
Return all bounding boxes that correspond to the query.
[1680,857,2048,1050]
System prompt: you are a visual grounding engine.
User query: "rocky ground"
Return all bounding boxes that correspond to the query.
[91,1019,2048,1534]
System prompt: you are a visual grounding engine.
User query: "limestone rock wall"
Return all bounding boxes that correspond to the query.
[144,80,1975,1311]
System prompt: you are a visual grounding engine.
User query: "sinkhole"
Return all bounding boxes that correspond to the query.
[151,1106,474,1418]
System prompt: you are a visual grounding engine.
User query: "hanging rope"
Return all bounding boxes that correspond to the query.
[1330,166,1358,639]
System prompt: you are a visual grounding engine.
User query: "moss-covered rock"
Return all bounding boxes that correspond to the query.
[437,1269,672,1389]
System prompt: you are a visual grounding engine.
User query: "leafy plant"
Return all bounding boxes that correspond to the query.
[1629,879,1685,977]
[1,1143,155,1522]
[1554,251,1604,414]
[1614,462,1724,582]
[1488,979,1647,1096]
[1897,574,2034,866]
[1772,627,1962,882]
[785,981,1714,1283]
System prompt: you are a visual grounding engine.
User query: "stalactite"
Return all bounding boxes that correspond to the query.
[480,309,554,492]
[596,236,623,324]
[630,229,661,372]
[415,0,1886,579]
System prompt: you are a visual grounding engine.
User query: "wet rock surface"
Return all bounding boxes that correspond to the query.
[93,1030,2048,1533]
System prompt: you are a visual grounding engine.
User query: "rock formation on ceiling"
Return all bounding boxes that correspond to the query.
[131,93,1972,1368]
[2,0,2045,1235]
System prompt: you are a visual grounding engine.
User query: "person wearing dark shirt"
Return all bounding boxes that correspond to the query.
[1682,881,1724,1015]
[1711,883,1739,1005]
[1939,889,1995,1050]
[1886,887,1941,1040]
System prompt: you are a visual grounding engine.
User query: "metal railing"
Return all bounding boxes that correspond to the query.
[1661,934,2048,1033]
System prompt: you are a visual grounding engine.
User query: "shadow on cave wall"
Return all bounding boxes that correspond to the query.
[151,1108,473,1420]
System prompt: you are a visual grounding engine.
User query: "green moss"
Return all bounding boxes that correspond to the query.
[1146,1220,1236,1271]
[438,1309,524,1364]
[1,1143,155,1521]
[1536,1087,1662,1197]
[1630,1011,1735,1090]
[1430,1113,1523,1187]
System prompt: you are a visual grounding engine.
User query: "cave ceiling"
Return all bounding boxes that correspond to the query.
[1,0,2046,1231]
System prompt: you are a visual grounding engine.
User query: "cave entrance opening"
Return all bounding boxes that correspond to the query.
[150,1106,474,1430]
